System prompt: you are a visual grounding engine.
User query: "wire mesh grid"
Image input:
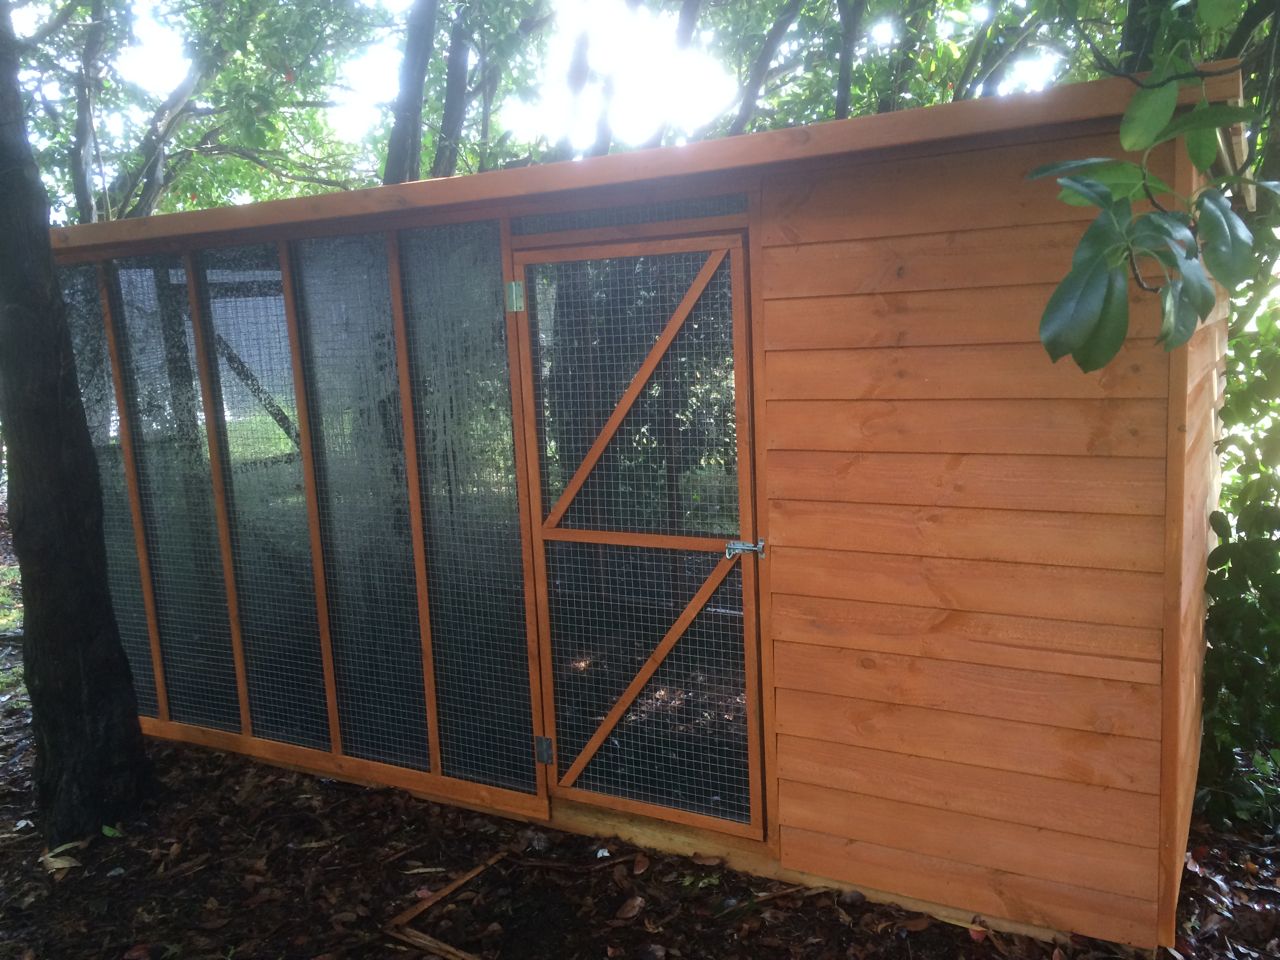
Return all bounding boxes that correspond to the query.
[527,252,737,537]
[62,265,159,717]
[547,543,749,822]
[510,193,747,236]
[398,222,536,792]
[292,234,429,770]
[197,245,330,750]
[110,257,239,731]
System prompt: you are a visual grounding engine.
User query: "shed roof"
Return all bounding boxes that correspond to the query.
[50,66,1241,259]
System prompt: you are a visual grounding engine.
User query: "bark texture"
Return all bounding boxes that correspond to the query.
[0,2,148,844]
[383,0,440,184]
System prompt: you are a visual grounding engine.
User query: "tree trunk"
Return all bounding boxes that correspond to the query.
[383,0,441,185]
[0,2,148,844]
[834,0,867,118]
[70,0,107,224]
[728,0,802,136]
[429,11,471,179]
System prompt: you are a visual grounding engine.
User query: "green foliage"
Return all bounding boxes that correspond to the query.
[0,564,20,635]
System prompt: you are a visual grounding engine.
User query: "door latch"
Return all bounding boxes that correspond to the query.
[725,539,765,560]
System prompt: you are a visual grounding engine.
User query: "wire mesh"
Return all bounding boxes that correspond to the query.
[397,222,536,792]
[109,257,239,731]
[196,245,330,750]
[62,265,159,717]
[527,252,737,537]
[291,234,429,770]
[511,193,747,236]
[547,543,749,822]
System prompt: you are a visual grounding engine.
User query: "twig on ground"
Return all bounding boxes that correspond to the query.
[389,850,508,928]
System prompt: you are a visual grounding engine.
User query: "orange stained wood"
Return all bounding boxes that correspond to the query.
[277,241,344,754]
[558,554,739,790]
[539,528,727,552]
[385,231,443,772]
[531,245,729,529]
[183,252,252,734]
[48,67,1240,259]
[96,263,170,722]
[554,780,762,842]
[499,215,553,810]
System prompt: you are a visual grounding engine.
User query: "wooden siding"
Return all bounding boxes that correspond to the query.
[760,131,1181,947]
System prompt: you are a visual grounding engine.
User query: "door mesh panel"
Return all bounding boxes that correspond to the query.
[110,258,239,731]
[292,234,428,770]
[547,542,746,818]
[511,193,746,236]
[574,569,748,822]
[197,245,329,750]
[398,222,536,792]
[63,265,159,717]
[527,253,737,537]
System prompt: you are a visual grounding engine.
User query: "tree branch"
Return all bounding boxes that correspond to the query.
[383,0,440,185]
[429,9,471,179]
[835,0,868,119]
[728,0,802,136]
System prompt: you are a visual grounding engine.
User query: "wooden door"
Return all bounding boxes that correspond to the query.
[511,235,762,838]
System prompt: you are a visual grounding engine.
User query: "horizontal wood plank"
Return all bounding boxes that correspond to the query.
[760,223,1081,299]
[781,826,1159,946]
[769,500,1164,572]
[778,735,1159,846]
[771,594,1160,682]
[775,641,1160,737]
[769,546,1165,628]
[775,689,1161,793]
[779,780,1157,899]
[760,133,1162,245]
[764,451,1166,515]
[765,341,1168,401]
[761,286,1164,350]
[765,399,1167,458]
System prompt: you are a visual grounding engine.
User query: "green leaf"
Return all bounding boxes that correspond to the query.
[1186,125,1219,171]
[1254,180,1280,200]
[1071,265,1130,372]
[1160,278,1201,348]
[1120,81,1181,152]
[1056,162,1173,206]
[1196,188,1255,288]
[1210,511,1232,539]
[1197,0,1241,30]
[101,824,123,839]
[1056,175,1114,209]
[1071,202,1130,269]
[1152,104,1254,145]
[1041,255,1111,361]
[1027,157,1116,180]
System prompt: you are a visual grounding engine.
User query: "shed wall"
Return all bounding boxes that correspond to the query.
[757,131,1186,946]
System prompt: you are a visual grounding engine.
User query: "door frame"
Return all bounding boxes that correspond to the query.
[506,232,764,839]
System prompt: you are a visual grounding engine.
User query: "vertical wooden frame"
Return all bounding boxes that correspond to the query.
[728,239,765,837]
[97,263,171,722]
[513,234,763,839]
[385,230,444,772]
[277,240,344,754]
[184,252,252,734]
[745,182,779,853]
[504,217,557,805]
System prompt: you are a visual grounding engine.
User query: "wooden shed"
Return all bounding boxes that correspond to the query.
[50,69,1235,948]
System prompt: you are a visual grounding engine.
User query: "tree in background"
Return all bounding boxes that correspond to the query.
[0,0,147,843]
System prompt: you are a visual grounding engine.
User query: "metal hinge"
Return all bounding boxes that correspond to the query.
[505,280,526,312]
[725,539,765,560]
[534,736,554,765]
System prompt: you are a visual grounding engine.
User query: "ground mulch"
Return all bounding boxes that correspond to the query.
[0,653,1274,960]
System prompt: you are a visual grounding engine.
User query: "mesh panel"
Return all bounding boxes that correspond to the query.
[292,234,429,770]
[62,265,159,717]
[548,543,748,822]
[398,222,536,792]
[110,257,239,731]
[197,245,330,750]
[528,253,737,537]
[511,194,747,236]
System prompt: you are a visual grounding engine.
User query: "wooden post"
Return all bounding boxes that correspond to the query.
[184,253,252,734]
[385,230,443,771]
[277,241,344,754]
[97,263,170,722]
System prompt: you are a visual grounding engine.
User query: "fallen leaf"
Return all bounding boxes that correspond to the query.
[633,853,650,876]
[616,895,646,920]
[691,853,721,866]
[898,915,932,932]
[968,927,987,942]
[122,946,152,960]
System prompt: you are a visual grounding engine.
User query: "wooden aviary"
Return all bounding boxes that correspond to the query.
[49,68,1238,948]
